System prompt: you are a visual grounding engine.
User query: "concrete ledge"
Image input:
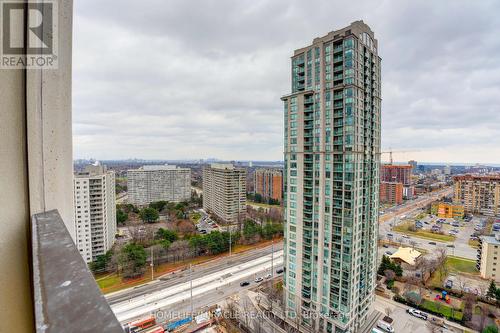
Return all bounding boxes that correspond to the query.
[32,210,124,333]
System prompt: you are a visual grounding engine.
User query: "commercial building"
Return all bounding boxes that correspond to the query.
[74,164,116,263]
[203,164,246,224]
[254,168,283,202]
[454,175,500,217]
[477,234,500,282]
[380,182,403,205]
[431,202,464,219]
[127,165,191,206]
[281,21,381,333]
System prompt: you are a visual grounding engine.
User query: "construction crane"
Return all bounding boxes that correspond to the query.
[379,149,418,165]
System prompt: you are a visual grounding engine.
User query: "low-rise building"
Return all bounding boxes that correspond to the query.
[431,202,465,219]
[390,247,422,266]
[477,234,500,282]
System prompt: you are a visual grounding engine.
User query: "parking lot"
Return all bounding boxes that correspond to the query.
[195,210,220,234]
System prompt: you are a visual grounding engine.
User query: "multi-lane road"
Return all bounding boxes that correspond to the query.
[108,245,283,323]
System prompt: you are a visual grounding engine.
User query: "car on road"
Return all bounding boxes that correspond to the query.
[402,234,410,239]
[254,277,264,283]
[387,233,393,237]
[429,241,437,245]
[276,268,284,274]
[407,308,428,320]
[382,244,389,248]
[264,273,272,279]
[446,244,455,248]
[240,281,250,287]
[385,251,393,256]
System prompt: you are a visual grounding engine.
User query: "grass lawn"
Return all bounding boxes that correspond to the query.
[393,223,455,242]
[421,299,463,320]
[247,201,280,209]
[190,212,201,223]
[96,274,121,289]
[446,256,478,274]
[468,239,479,248]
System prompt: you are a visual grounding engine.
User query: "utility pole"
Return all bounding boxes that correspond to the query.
[190,263,193,317]
[150,246,154,281]
[271,239,274,277]
[229,230,232,257]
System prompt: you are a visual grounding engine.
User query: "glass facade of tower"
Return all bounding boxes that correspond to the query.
[282,21,381,333]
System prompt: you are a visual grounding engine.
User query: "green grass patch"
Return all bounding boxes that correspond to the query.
[446,256,478,274]
[247,201,280,209]
[190,212,201,223]
[96,274,121,289]
[421,300,463,320]
[393,223,455,242]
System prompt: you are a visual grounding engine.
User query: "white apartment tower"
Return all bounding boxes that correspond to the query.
[127,165,191,206]
[74,164,116,263]
[282,21,381,333]
[202,164,246,224]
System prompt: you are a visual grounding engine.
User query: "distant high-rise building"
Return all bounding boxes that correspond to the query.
[127,165,191,206]
[454,175,500,217]
[444,165,451,175]
[408,160,417,174]
[380,182,403,205]
[254,168,283,202]
[282,21,381,333]
[203,164,246,224]
[74,164,116,263]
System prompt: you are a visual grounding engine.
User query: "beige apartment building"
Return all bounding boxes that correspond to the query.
[127,165,191,206]
[202,164,246,224]
[74,164,116,263]
[477,234,500,282]
[454,175,500,217]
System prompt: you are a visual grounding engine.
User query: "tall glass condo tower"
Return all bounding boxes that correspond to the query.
[281,21,381,333]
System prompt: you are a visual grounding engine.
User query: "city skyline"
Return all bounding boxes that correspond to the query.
[73,0,500,163]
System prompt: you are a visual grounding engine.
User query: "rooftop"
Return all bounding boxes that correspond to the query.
[389,247,422,266]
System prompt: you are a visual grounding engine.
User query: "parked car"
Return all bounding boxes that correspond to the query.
[407,308,428,320]
[445,279,453,289]
[429,241,437,245]
[383,244,389,248]
[240,281,250,287]
[376,320,395,333]
[385,251,393,256]
[264,273,272,279]
[276,268,284,274]
[402,234,410,239]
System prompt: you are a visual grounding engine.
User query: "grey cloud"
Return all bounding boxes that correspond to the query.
[73,0,500,163]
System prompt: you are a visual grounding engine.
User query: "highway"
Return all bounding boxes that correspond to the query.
[109,248,283,323]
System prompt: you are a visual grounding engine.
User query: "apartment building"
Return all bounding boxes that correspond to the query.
[454,175,500,217]
[281,21,381,333]
[203,164,246,224]
[254,168,283,202]
[381,165,412,185]
[74,164,116,263]
[127,165,191,206]
[477,234,500,282]
[380,182,403,205]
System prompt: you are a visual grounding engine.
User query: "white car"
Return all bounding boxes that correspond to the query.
[402,234,410,239]
[264,273,272,279]
[407,308,428,320]
[254,277,264,283]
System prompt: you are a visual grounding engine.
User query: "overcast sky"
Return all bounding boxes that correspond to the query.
[73,0,500,164]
